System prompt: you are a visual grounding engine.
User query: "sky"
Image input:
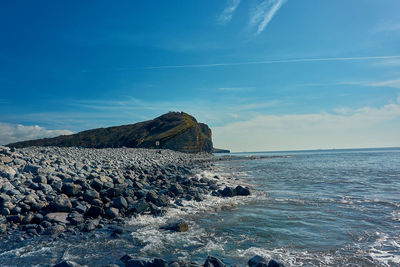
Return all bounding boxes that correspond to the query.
[1,0,400,152]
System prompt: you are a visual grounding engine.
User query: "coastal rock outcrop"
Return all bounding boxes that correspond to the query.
[7,112,213,153]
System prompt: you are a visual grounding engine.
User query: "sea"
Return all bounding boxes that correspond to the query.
[0,147,399,266]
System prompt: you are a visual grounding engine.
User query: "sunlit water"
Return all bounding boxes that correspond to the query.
[1,148,399,266]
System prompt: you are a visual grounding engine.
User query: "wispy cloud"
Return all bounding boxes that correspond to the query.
[0,123,73,145]
[218,86,254,92]
[373,22,400,33]
[144,55,400,70]
[342,78,400,89]
[219,0,241,24]
[250,0,287,35]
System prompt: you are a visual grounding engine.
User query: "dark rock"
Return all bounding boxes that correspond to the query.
[126,259,149,267]
[170,183,183,196]
[128,199,149,214]
[112,196,128,210]
[33,175,47,184]
[146,190,158,203]
[6,215,22,224]
[90,178,103,191]
[53,260,82,267]
[86,205,103,218]
[31,213,44,224]
[49,194,72,212]
[204,256,225,267]
[83,189,100,203]
[151,258,168,267]
[120,254,134,264]
[248,255,267,267]
[105,207,119,219]
[83,219,99,232]
[161,219,188,232]
[61,183,82,197]
[157,195,169,207]
[235,185,251,196]
[267,259,284,267]
[68,213,84,225]
[220,187,236,197]
[168,262,180,267]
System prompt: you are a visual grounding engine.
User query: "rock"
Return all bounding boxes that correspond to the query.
[90,178,103,191]
[33,175,47,184]
[146,190,158,203]
[161,219,188,232]
[6,215,22,224]
[50,194,72,212]
[45,224,65,235]
[53,260,82,267]
[86,205,103,218]
[61,183,82,197]
[235,185,251,196]
[120,254,135,264]
[105,207,119,219]
[83,189,100,203]
[168,262,180,267]
[0,223,6,234]
[170,183,183,196]
[83,219,99,232]
[248,255,267,267]
[220,187,236,197]
[112,196,128,210]
[23,164,41,174]
[45,212,69,224]
[31,213,44,224]
[204,256,225,267]
[0,165,16,179]
[152,258,168,267]
[67,213,84,225]
[267,259,284,267]
[128,199,149,214]
[126,259,149,267]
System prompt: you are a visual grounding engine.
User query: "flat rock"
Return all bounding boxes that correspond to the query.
[45,212,69,224]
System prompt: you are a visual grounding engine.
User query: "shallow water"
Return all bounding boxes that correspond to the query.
[1,148,399,266]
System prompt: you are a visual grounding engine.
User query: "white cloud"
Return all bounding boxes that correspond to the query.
[0,123,73,145]
[219,0,241,24]
[213,102,400,152]
[250,0,287,35]
[342,78,400,89]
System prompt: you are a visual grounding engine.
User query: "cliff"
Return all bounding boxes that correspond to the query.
[7,112,213,153]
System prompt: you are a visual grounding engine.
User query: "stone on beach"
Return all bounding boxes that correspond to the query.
[161,219,189,232]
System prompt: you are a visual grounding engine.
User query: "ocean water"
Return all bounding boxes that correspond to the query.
[1,148,399,266]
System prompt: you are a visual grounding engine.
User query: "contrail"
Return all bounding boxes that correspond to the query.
[144,55,400,70]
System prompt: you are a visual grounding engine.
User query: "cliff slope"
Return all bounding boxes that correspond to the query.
[7,112,213,153]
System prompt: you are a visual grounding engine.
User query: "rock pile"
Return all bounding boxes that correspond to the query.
[0,145,251,239]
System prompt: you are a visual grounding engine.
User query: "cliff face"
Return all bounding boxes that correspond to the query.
[7,112,213,153]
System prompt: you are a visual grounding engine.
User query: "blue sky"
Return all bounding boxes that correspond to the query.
[1,0,400,151]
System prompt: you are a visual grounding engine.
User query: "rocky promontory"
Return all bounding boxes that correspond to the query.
[7,112,213,154]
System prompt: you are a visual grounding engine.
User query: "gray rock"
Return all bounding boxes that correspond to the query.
[204,256,225,267]
[126,259,149,267]
[61,183,82,197]
[128,199,149,214]
[170,183,183,196]
[83,189,100,203]
[146,190,158,203]
[90,178,103,191]
[112,196,128,210]
[152,258,168,267]
[0,165,16,179]
[50,194,72,212]
[106,207,119,219]
[33,175,47,184]
[248,255,267,267]
[45,212,69,224]
[161,219,188,232]
[83,219,99,232]
[44,224,65,235]
[0,223,6,234]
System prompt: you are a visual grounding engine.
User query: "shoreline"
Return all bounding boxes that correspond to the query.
[0,146,265,266]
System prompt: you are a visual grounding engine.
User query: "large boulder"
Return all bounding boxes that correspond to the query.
[49,194,72,212]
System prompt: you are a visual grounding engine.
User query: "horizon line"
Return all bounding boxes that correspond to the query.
[144,55,400,70]
[227,146,400,154]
